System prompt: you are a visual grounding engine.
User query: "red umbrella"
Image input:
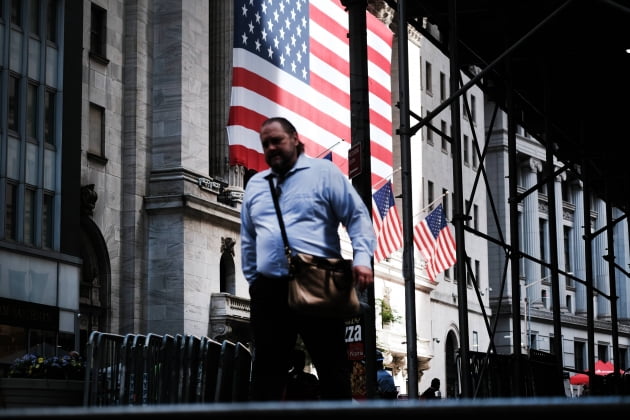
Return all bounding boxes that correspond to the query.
[594,360,615,375]
[569,372,589,386]
[569,360,620,386]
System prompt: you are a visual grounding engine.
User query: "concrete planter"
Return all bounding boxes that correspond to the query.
[0,378,84,408]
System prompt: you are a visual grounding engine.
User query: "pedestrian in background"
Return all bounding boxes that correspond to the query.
[375,350,398,399]
[285,348,321,400]
[420,377,441,399]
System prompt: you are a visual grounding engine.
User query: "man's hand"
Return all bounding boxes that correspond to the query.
[353,265,374,291]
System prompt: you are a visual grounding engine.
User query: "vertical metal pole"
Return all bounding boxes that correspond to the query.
[582,161,596,387]
[448,0,471,399]
[341,0,377,399]
[396,0,419,400]
[526,298,530,352]
[544,78,565,388]
[506,55,524,397]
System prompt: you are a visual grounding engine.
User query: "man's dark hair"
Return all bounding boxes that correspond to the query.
[261,116,305,155]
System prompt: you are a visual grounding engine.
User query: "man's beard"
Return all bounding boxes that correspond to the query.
[268,153,290,172]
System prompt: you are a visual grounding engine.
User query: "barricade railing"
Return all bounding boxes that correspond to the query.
[141,333,164,405]
[83,331,125,406]
[83,332,251,406]
[214,340,236,402]
[232,341,253,402]
[200,336,223,402]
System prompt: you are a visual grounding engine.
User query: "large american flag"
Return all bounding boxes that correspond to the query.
[413,203,457,283]
[227,0,393,187]
[372,181,403,262]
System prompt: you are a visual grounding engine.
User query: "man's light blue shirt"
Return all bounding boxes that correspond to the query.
[240,153,376,284]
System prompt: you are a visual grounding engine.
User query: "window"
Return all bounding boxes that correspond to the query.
[473,204,479,230]
[8,74,20,133]
[427,181,434,210]
[470,94,477,123]
[539,219,547,278]
[566,295,572,313]
[90,3,107,58]
[439,72,446,101]
[42,192,54,248]
[474,260,480,287]
[1,0,61,251]
[472,331,479,351]
[425,110,433,145]
[472,138,478,169]
[537,171,547,194]
[424,61,432,95]
[541,289,548,308]
[440,120,448,152]
[11,0,22,27]
[47,0,57,44]
[24,188,36,245]
[463,134,469,166]
[89,103,105,157]
[26,83,38,139]
[562,179,571,202]
[564,226,573,287]
[44,89,55,145]
[5,183,18,240]
[574,341,586,371]
[530,333,538,350]
[29,0,41,37]
[466,256,472,287]
[598,344,609,362]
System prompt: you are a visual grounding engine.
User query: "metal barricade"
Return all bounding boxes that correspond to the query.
[214,340,236,402]
[119,334,146,405]
[181,335,202,403]
[232,341,252,402]
[83,331,125,406]
[82,332,250,405]
[200,336,222,402]
[141,333,164,405]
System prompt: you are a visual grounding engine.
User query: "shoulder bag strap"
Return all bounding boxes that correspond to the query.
[268,177,293,265]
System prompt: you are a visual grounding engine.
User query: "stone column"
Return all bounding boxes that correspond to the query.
[522,157,542,303]
[571,180,587,315]
[554,172,567,310]
[592,198,610,319]
[613,208,630,320]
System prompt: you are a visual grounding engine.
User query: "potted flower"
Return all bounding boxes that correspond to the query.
[7,352,85,380]
[0,352,85,408]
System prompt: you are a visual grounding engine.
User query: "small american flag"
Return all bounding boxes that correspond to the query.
[227,0,393,186]
[413,204,457,283]
[372,181,403,262]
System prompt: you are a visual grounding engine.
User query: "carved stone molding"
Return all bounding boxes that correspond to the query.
[80,184,98,217]
[221,237,235,256]
[522,157,542,173]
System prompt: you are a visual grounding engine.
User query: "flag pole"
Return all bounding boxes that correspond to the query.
[371,167,402,191]
[414,191,450,218]
[315,140,344,158]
